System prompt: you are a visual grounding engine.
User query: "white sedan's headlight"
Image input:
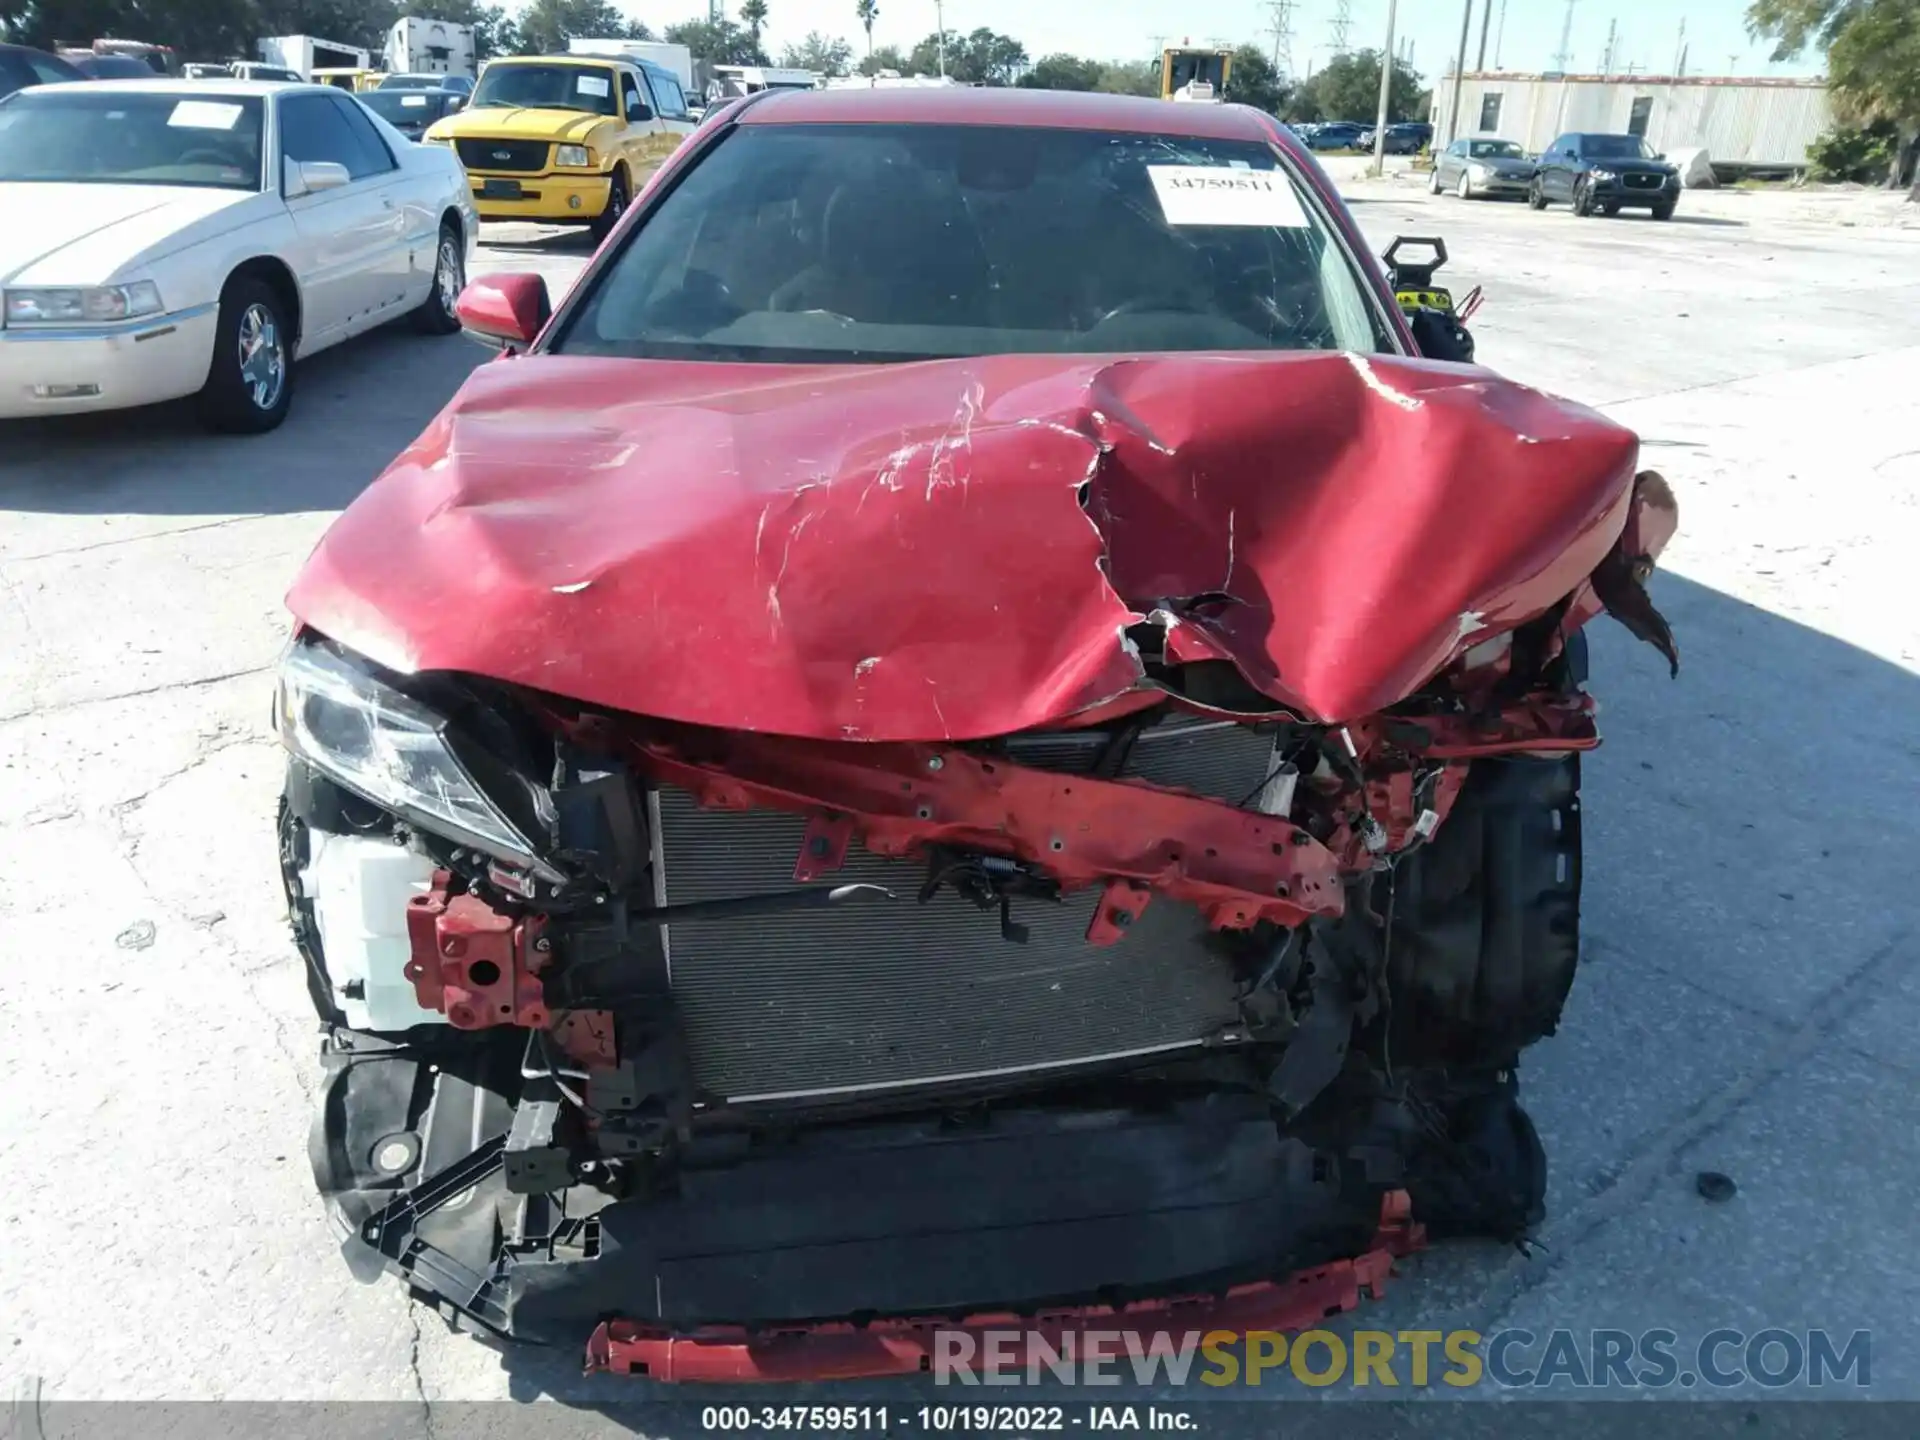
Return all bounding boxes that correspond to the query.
[555,144,592,168]
[1467,161,1490,178]
[4,281,164,326]
[276,638,562,882]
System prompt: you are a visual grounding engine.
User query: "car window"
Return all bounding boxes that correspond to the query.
[621,70,646,119]
[468,62,618,117]
[556,123,1393,364]
[1468,140,1523,159]
[24,51,80,84]
[280,92,382,181]
[646,70,692,120]
[1579,134,1656,160]
[331,92,397,173]
[0,88,263,188]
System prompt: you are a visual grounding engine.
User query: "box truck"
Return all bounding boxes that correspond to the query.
[383,18,476,78]
[258,34,370,80]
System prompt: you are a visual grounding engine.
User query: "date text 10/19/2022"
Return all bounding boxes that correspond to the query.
[701,1408,1196,1432]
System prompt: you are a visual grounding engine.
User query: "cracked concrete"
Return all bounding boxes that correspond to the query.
[0,199,1916,1420]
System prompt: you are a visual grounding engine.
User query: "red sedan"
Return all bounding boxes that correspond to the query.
[273,86,1678,1377]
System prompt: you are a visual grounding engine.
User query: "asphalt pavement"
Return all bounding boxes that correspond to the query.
[2,189,1918,1426]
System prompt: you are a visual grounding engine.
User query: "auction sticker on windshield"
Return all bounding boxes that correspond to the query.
[168,101,244,130]
[576,74,611,97]
[1148,165,1309,228]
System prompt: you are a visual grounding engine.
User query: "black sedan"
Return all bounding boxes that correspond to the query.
[356,86,466,141]
[0,42,83,99]
[1529,131,1682,219]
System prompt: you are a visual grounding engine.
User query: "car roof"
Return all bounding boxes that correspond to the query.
[22,77,315,97]
[738,85,1282,141]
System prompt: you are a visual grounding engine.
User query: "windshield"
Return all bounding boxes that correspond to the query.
[558,124,1391,364]
[360,90,446,123]
[0,90,263,189]
[468,62,617,115]
[1582,134,1656,160]
[1468,139,1524,159]
[379,74,439,89]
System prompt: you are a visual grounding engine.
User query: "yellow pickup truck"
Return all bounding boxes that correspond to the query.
[424,53,697,239]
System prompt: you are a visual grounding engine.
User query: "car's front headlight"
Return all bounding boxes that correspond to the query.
[555,144,592,168]
[3,280,163,326]
[1467,162,1490,178]
[1588,168,1617,182]
[276,638,562,882]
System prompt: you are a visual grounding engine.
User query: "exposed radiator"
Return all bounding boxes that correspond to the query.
[656,717,1278,1104]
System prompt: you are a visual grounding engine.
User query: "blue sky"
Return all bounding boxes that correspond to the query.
[633,0,1824,79]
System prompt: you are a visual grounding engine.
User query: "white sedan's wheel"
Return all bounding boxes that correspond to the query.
[1457,172,1474,199]
[197,277,294,435]
[1428,168,1443,194]
[411,223,465,335]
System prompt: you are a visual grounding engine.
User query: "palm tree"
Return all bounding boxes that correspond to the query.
[855,0,878,63]
[740,0,770,54]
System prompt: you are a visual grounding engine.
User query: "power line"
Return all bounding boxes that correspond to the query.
[1265,0,1296,75]
[1329,0,1353,55]
[1552,0,1578,71]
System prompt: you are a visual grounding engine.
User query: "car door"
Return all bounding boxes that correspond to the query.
[277,92,404,345]
[636,68,697,177]
[1543,136,1577,198]
[327,91,417,311]
[1439,140,1463,185]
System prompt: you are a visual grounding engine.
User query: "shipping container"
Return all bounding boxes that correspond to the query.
[1429,72,1833,169]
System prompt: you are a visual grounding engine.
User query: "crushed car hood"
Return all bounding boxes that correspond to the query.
[288,350,1640,738]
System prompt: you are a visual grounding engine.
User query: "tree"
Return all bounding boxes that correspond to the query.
[1748,0,1920,192]
[857,40,906,74]
[907,26,1025,84]
[780,29,852,73]
[1096,58,1158,96]
[665,16,762,64]
[738,0,767,52]
[513,0,624,53]
[854,0,876,62]
[1225,43,1289,114]
[1017,51,1102,91]
[1289,49,1423,126]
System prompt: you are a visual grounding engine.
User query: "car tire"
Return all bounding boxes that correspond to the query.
[1428,168,1443,194]
[410,221,465,335]
[1456,172,1473,200]
[196,277,294,435]
[1527,178,1548,210]
[1652,201,1676,221]
[1602,201,1621,216]
[1571,179,1595,217]
[589,166,630,244]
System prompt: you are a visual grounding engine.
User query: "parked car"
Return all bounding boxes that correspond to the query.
[228,62,303,83]
[0,42,84,99]
[276,85,1681,1372]
[63,52,158,79]
[1431,137,1537,199]
[0,79,477,432]
[1529,131,1682,219]
[1303,120,1368,150]
[423,53,697,240]
[182,62,233,79]
[1383,121,1432,154]
[358,85,466,142]
[379,71,474,96]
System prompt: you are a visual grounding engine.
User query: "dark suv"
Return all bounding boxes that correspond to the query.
[0,42,84,99]
[1529,132,1682,219]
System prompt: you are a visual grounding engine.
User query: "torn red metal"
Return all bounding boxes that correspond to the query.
[404,875,552,1029]
[286,350,1642,739]
[582,1191,1426,1382]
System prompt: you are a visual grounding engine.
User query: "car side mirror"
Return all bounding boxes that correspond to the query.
[629,100,653,121]
[455,272,551,351]
[284,159,351,197]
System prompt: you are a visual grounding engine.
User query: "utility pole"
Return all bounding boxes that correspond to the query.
[1444,0,1473,147]
[1553,0,1578,71]
[1368,0,1397,176]
[1475,0,1492,72]
[1329,0,1353,55]
[1671,18,1686,75]
[709,0,722,21]
[1601,18,1617,75]
[1495,0,1509,67]
[936,0,947,77]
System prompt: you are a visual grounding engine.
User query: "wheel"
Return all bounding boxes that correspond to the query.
[1651,201,1676,221]
[589,166,630,243]
[196,277,293,434]
[1456,172,1473,200]
[1571,179,1595,216]
[410,221,464,335]
[1427,168,1443,194]
[1602,201,1621,216]
[1527,177,1548,210]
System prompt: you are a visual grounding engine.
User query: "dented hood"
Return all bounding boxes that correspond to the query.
[287,350,1639,738]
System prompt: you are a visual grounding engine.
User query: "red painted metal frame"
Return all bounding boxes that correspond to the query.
[404,876,551,1030]
[583,1192,1425,1381]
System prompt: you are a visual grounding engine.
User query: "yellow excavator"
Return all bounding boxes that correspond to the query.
[1159,44,1232,103]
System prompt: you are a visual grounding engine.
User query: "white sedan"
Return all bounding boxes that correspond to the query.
[0,79,478,433]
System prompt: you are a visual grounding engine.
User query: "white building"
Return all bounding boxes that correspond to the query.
[1428,72,1833,169]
